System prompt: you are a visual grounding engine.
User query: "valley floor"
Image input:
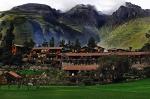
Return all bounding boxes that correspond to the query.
[0,79,150,99]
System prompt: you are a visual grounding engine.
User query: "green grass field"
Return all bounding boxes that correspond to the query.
[0,79,150,99]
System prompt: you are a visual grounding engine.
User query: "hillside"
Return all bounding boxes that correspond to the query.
[0,2,149,47]
[0,4,102,46]
[99,17,150,50]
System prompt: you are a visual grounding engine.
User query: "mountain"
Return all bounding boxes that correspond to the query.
[98,2,150,50]
[61,4,106,27]
[109,2,150,25]
[0,3,103,46]
[0,2,149,49]
[99,17,150,49]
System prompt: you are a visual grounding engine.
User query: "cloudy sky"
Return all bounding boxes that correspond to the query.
[0,0,150,14]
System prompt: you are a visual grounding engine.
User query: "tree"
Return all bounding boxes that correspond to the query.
[0,51,12,65]
[66,40,74,51]
[145,30,150,38]
[10,53,23,66]
[28,39,35,48]
[49,37,55,47]
[3,22,15,51]
[42,39,48,47]
[23,39,35,53]
[97,56,131,83]
[0,33,2,40]
[24,39,35,48]
[0,22,15,65]
[59,40,66,47]
[74,39,81,51]
[87,37,96,48]
[141,43,150,51]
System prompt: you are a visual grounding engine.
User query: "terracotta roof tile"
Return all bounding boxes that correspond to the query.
[8,71,22,78]
[62,65,98,71]
[64,52,150,57]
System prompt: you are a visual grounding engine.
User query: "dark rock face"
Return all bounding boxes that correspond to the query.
[0,3,102,46]
[0,2,149,46]
[12,3,53,11]
[12,3,61,20]
[62,4,107,27]
[110,2,150,24]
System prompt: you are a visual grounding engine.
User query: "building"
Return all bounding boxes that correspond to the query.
[62,53,100,77]
[0,69,7,84]
[5,71,22,84]
[12,44,24,55]
[28,47,63,67]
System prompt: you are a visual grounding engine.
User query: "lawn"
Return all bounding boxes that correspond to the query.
[0,79,150,99]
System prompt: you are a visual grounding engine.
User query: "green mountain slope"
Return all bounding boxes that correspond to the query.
[99,17,150,50]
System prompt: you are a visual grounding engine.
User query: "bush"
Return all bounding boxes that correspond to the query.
[81,78,94,86]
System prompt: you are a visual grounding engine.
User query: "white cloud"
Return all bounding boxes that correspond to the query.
[0,0,149,14]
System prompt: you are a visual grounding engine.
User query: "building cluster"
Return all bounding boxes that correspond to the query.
[11,44,150,77]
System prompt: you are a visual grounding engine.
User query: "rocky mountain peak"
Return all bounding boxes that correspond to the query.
[111,2,149,24]
[12,3,61,21]
[125,2,141,9]
[62,4,106,27]
[12,3,54,12]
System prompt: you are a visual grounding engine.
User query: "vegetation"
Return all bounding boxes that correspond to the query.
[141,43,150,51]
[88,37,96,48]
[49,37,55,47]
[0,79,150,99]
[97,56,131,83]
[100,17,150,49]
[74,39,81,51]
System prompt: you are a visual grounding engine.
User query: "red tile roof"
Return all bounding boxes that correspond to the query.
[64,52,150,57]
[62,65,98,71]
[8,71,22,78]
[33,47,63,50]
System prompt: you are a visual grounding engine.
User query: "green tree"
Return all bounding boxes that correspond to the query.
[59,39,66,47]
[23,39,35,53]
[98,56,131,83]
[74,39,81,51]
[141,43,150,51]
[42,39,48,47]
[66,40,74,51]
[0,33,2,40]
[29,39,35,48]
[87,37,96,48]
[0,22,15,65]
[3,22,15,51]
[49,37,55,47]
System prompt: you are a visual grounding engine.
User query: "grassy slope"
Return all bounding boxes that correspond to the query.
[0,13,51,45]
[0,12,84,45]
[0,79,150,99]
[99,17,150,50]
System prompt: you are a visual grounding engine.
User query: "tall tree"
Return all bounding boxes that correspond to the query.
[97,56,131,82]
[28,39,35,48]
[3,22,15,52]
[0,33,2,40]
[74,39,81,51]
[49,37,55,47]
[66,40,74,50]
[23,39,35,53]
[87,37,96,48]
[141,43,150,51]
[42,38,48,47]
[59,39,65,47]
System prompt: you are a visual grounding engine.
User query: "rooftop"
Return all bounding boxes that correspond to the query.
[33,47,63,50]
[8,71,22,78]
[63,52,150,57]
[62,65,98,71]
